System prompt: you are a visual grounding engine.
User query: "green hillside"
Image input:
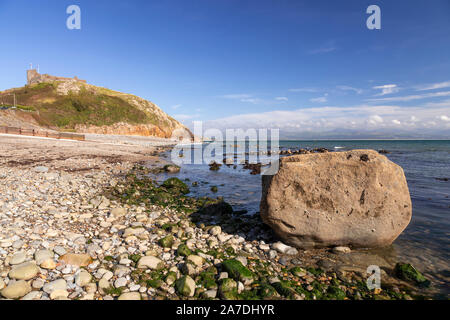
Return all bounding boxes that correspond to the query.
[0,81,185,137]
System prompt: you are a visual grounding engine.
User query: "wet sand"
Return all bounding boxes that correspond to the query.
[0,134,172,171]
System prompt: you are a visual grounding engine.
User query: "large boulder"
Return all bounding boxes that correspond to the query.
[260,150,412,248]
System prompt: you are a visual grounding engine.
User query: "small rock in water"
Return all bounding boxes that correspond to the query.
[394,263,430,287]
[164,164,181,173]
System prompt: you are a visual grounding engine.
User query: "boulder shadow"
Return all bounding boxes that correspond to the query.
[188,199,277,243]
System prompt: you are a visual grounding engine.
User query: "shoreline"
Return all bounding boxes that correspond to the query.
[0,135,440,300]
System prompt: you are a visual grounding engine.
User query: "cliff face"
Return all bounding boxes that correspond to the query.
[75,122,176,138]
[0,79,192,140]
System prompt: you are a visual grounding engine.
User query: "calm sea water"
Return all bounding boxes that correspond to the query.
[158,140,450,295]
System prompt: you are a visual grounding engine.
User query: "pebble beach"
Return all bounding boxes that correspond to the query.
[0,135,440,300]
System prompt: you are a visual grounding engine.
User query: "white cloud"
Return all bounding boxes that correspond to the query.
[367,91,450,102]
[219,94,291,105]
[219,94,252,100]
[310,93,328,103]
[309,47,336,54]
[310,96,328,103]
[373,84,400,96]
[369,115,384,124]
[424,99,450,107]
[219,94,264,104]
[308,41,337,54]
[415,81,450,91]
[171,104,182,110]
[336,85,363,94]
[289,88,319,93]
[240,98,262,104]
[201,103,450,137]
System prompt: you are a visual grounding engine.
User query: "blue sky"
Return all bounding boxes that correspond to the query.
[0,0,449,138]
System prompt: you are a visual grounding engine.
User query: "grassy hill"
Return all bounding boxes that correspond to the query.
[0,81,189,138]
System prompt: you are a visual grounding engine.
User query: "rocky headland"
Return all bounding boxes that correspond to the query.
[0,74,194,141]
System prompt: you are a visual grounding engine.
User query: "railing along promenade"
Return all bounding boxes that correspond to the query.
[0,126,85,141]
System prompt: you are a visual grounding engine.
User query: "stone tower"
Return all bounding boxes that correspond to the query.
[27,69,41,85]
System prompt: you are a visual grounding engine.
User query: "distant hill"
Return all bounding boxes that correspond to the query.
[0,79,193,140]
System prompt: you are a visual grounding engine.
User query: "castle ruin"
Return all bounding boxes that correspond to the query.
[27,69,86,86]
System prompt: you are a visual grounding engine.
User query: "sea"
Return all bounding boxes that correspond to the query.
[156,140,450,296]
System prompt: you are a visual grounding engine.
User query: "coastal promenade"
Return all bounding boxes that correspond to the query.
[0,126,85,141]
